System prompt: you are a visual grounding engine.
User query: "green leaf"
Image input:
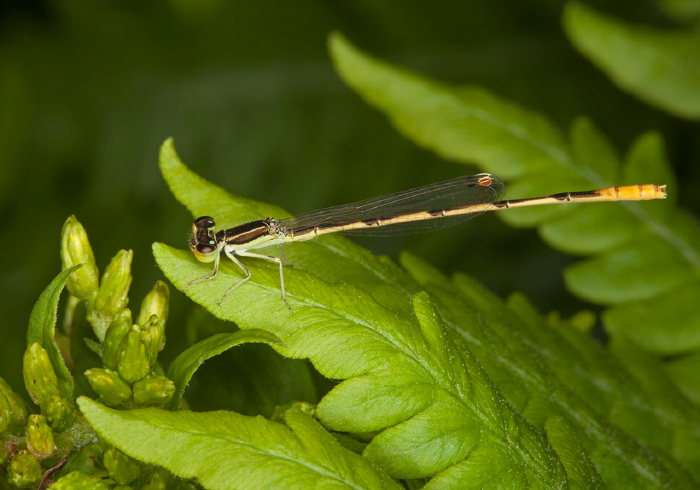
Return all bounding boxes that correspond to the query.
[544,417,605,490]
[603,278,700,354]
[328,34,569,181]
[155,146,569,482]
[156,143,699,486]
[563,2,700,120]
[356,293,565,482]
[327,33,700,358]
[26,266,81,401]
[569,116,619,184]
[608,338,700,472]
[665,350,700,405]
[155,242,569,482]
[78,397,401,490]
[564,234,690,304]
[402,254,700,486]
[165,329,284,410]
[181,308,319,417]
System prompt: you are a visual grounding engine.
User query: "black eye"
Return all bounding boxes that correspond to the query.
[194,216,215,228]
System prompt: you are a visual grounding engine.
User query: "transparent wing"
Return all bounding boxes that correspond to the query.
[278,173,506,236]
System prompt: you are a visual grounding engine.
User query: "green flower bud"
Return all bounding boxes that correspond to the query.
[43,395,75,432]
[85,368,132,407]
[89,249,133,341]
[140,315,165,367]
[26,414,57,459]
[23,343,60,405]
[50,470,111,490]
[102,309,133,370]
[0,375,28,427]
[7,450,42,488]
[117,326,150,384]
[132,374,175,407]
[60,216,99,300]
[136,281,170,327]
[103,448,140,485]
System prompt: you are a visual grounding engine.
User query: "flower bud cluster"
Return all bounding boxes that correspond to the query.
[0,216,178,488]
[59,216,174,408]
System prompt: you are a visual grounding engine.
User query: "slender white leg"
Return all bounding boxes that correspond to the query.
[219,250,253,304]
[236,250,287,305]
[186,251,221,287]
[189,247,290,307]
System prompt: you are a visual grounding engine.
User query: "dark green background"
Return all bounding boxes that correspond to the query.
[1,1,696,395]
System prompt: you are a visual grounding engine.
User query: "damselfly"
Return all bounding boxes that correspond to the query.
[188,173,666,302]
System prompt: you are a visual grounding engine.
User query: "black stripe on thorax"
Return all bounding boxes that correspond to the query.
[224,220,270,245]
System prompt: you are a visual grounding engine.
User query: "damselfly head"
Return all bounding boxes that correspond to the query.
[190,216,219,263]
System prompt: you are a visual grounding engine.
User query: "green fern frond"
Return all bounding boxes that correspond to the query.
[153,141,699,487]
[327,33,700,361]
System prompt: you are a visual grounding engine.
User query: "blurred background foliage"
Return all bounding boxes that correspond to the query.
[1,0,697,394]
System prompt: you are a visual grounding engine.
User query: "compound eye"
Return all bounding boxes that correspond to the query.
[197,243,216,255]
[190,217,219,263]
[191,239,218,263]
[192,216,216,235]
